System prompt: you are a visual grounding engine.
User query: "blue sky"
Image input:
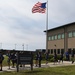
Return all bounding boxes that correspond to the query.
[0,0,75,51]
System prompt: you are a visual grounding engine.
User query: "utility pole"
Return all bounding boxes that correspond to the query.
[15,44,16,50]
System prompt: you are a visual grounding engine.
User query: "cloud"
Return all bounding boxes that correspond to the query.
[0,0,75,50]
[48,0,75,28]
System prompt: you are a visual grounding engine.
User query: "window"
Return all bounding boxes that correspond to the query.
[61,33,64,39]
[68,32,72,38]
[58,34,61,39]
[54,49,56,53]
[54,35,57,40]
[61,49,64,54]
[68,48,71,54]
[52,36,54,40]
[73,48,75,54]
[51,49,53,54]
[73,31,75,37]
[48,49,50,54]
[57,49,60,54]
[48,36,51,41]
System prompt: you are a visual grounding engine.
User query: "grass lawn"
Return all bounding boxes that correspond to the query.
[2,56,8,66]
[0,65,75,75]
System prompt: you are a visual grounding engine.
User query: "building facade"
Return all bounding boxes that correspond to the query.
[46,22,75,55]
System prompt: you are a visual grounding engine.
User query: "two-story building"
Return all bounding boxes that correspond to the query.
[44,22,75,55]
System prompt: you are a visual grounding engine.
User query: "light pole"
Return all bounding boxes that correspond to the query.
[46,0,48,53]
[22,43,24,51]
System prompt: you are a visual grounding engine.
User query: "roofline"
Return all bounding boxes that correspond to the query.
[44,22,75,32]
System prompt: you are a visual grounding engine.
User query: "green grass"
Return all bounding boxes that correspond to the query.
[0,65,75,75]
[2,55,14,66]
[2,56,8,66]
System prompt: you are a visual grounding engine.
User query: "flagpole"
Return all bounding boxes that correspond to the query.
[46,0,48,53]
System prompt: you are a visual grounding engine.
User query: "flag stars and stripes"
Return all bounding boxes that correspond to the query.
[32,2,46,13]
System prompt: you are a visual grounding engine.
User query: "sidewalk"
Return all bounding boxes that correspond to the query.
[1,61,75,72]
[43,61,75,67]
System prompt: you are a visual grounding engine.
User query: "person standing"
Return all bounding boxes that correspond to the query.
[7,51,11,69]
[59,52,64,63]
[65,51,70,61]
[35,52,39,67]
[71,50,74,64]
[11,52,16,68]
[54,52,57,65]
[38,52,42,67]
[0,51,4,71]
[45,52,49,64]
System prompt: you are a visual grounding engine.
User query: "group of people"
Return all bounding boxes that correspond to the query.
[0,51,17,71]
[0,50,75,71]
[45,51,64,65]
[65,50,74,64]
[35,50,75,66]
[35,52,42,67]
[51,51,75,64]
[51,50,75,64]
[7,51,17,69]
[53,52,64,64]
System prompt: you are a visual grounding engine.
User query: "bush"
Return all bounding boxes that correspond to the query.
[63,57,67,61]
[49,57,54,62]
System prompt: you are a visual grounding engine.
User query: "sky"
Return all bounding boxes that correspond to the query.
[0,0,75,51]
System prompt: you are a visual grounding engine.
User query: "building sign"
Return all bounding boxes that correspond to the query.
[17,51,33,72]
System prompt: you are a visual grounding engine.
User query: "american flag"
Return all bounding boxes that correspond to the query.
[32,2,46,13]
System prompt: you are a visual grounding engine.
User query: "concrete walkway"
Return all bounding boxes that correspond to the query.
[1,61,75,72]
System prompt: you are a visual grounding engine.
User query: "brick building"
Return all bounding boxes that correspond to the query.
[45,22,75,55]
